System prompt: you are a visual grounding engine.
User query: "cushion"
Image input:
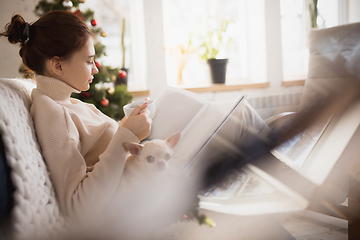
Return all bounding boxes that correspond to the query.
[300,22,360,109]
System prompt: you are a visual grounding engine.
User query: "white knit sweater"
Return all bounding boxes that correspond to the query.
[30,75,139,219]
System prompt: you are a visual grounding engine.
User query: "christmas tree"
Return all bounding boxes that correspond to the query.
[26,0,132,120]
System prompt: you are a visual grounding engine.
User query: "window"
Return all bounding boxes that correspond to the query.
[280,0,308,80]
[162,0,267,87]
[81,0,147,91]
[280,0,342,81]
[80,0,125,68]
[317,0,340,28]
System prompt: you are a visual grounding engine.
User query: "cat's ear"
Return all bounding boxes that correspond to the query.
[125,142,143,155]
[166,132,181,149]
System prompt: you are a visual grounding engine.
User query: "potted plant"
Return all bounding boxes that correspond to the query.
[198,18,233,84]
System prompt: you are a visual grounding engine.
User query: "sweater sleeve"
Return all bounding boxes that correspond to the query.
[31,94,139,218]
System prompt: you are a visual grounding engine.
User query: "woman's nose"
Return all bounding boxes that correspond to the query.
[92,62,99,74]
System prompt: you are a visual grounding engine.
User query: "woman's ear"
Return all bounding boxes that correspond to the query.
[49,56,63,76]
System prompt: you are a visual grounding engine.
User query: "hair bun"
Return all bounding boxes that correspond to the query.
[0,14,29,45]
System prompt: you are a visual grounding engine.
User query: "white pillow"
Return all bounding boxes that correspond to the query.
[300,22,360,109]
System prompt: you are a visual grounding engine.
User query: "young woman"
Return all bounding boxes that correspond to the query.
[0,11,152,220]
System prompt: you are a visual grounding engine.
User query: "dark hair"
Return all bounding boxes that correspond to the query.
[0,11,91,75]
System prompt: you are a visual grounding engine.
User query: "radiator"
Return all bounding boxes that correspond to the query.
[247,92,303,120]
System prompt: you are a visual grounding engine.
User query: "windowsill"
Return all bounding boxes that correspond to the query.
[130,89,151,97]
[183,82,269,93]
[129,80,305,97]
[282,79,305,86]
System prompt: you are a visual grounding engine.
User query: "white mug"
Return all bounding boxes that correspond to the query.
[123,99,156,119]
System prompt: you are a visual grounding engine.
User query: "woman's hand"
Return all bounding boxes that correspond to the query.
[122,102,152,141]
[120,116,127,123]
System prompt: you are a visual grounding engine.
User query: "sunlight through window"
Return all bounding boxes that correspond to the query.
[162,0,266,86]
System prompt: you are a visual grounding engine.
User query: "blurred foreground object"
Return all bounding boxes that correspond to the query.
[199,76,360,191]
[196,21,360,239]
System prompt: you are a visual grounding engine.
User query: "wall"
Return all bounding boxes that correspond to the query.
[349,0,360,23]
[0,0,38,78]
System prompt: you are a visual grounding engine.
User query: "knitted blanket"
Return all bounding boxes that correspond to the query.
[0,78,65,240]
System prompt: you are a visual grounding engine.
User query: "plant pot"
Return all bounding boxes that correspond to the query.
[207,58,228,84]
[115,68,128,86]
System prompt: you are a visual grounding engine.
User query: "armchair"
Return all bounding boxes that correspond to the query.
[267,21,360,238]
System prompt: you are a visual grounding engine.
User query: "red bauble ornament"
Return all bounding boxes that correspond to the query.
[95,61,101,69]
[80,91,91,98]
[73,9,85,20]
[100,98,109,107]
[91,19,97,26]
[119,70,127,79]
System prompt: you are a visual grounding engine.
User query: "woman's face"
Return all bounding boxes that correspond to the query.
[61,37,98,91]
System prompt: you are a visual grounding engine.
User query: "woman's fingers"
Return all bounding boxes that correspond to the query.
[130,102,148,116]
[140,108,151,118]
